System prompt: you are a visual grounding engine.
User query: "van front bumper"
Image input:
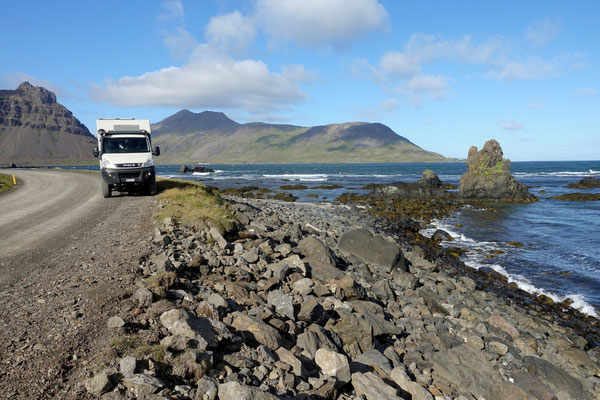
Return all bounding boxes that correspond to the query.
[101,167,155,185]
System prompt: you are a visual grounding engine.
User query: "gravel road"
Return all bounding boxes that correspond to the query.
[0,169,155,398]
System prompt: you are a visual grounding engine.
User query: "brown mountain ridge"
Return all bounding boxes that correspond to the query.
[0,82,96,165]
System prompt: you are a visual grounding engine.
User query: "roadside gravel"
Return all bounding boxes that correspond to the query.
[0,170,155,399]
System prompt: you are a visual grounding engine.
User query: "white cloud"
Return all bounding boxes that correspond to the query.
[379,98,400,112]
[500,120,524,131]
[255,0,389,48]
[487,53,583,80]
[205,11,257,56]
[402,33,505,64]
[574,88,597,97]
[380,52,420,77]
[91,57,307,114]
[526,19,560,47]
[487,57,557,80]
[404,75,447,97]
[158,0,184,21]
[161,27,197,61]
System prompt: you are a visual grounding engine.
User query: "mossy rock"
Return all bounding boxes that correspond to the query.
[279,184,308,190]
[551,193,600,201]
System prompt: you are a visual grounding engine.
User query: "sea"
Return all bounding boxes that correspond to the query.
[71,161,600,317]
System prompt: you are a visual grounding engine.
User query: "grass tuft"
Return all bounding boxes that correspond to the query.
[154,179,237,231]
[0,173,16,195]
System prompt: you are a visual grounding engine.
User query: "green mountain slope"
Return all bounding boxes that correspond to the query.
[151,110,450,164]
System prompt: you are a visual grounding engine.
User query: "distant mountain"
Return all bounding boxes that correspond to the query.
[0,82,96,165]
[152,110,240,136]
[151,110,449,163]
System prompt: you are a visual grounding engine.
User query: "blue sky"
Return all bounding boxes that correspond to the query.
[1,0,598,160]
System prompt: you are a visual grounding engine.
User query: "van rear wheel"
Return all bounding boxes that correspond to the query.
[102,181,111,198]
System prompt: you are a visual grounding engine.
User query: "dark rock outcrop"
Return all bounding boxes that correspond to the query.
[418,169,442,188]
[178,165,215,174]
[567,177,600,189]
[459,140,536,201]
[0,82,96,164]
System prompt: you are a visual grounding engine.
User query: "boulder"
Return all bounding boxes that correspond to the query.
[350,349,393,374]
[119,356,138,378]
[196,377,218,400]
[352,372,402,400]
[337,228,405,271]
[107,315,125,329]
[297,327,338,358]
[85,372,113,396]
[428,344,504,399]
[123,374,164,398]
[459,139,536,201]
[390,367,434,400]
[315,348,351,384]
[566,176,600,189]
[267,290,295,320]
[511,369,557,400]
[297,297,324,322]
[218,381,279,400]
[431,229,453,242]
[523,355,587,400]
[297,235,344,281]
[179,165,215,174]
[230,312,283,351]
[134,287,153,307]
[160,309,217,350]
[419,169,442,188]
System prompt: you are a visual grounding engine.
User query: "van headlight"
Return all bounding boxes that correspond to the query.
[102,159,113,168]
[142,158,154,167]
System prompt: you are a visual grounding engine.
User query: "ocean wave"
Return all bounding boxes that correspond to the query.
[422,220,599,317]
[513,170,600,178]
[262,174,328,182]
[463,260,598,317]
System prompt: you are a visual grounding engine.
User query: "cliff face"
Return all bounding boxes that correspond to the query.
[0,82,96,164]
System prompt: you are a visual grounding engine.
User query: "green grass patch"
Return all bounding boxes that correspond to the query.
[155,178,237,231]
[0,173,16,195]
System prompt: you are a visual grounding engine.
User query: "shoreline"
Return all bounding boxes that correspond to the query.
[79,191,600,399]
[422,216,600,318]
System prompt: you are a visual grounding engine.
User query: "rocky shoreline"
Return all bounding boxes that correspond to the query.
[82,192,600,399]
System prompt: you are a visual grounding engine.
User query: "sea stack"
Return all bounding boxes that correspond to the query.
[459,139,536,201]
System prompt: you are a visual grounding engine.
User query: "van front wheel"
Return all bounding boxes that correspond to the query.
[102,181,111,198]
[147,179,157,196]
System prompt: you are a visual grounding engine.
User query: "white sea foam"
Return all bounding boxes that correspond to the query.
[513,170,600,178]
[422,220,599,317]
[263,174,328,182]
[192,172,211,176]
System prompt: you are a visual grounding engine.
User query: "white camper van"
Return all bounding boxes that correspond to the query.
[92,118,160,198]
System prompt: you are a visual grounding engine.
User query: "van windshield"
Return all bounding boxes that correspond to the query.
[102,137,150,153]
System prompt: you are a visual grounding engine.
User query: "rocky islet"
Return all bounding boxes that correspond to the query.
[83,189,600,399]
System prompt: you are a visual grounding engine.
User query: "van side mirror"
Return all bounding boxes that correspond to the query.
[93,147,99,157]
[153,146,160,156]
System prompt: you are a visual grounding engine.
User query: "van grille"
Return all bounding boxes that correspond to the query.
[116,163,142,168]
[119,172,141,180]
